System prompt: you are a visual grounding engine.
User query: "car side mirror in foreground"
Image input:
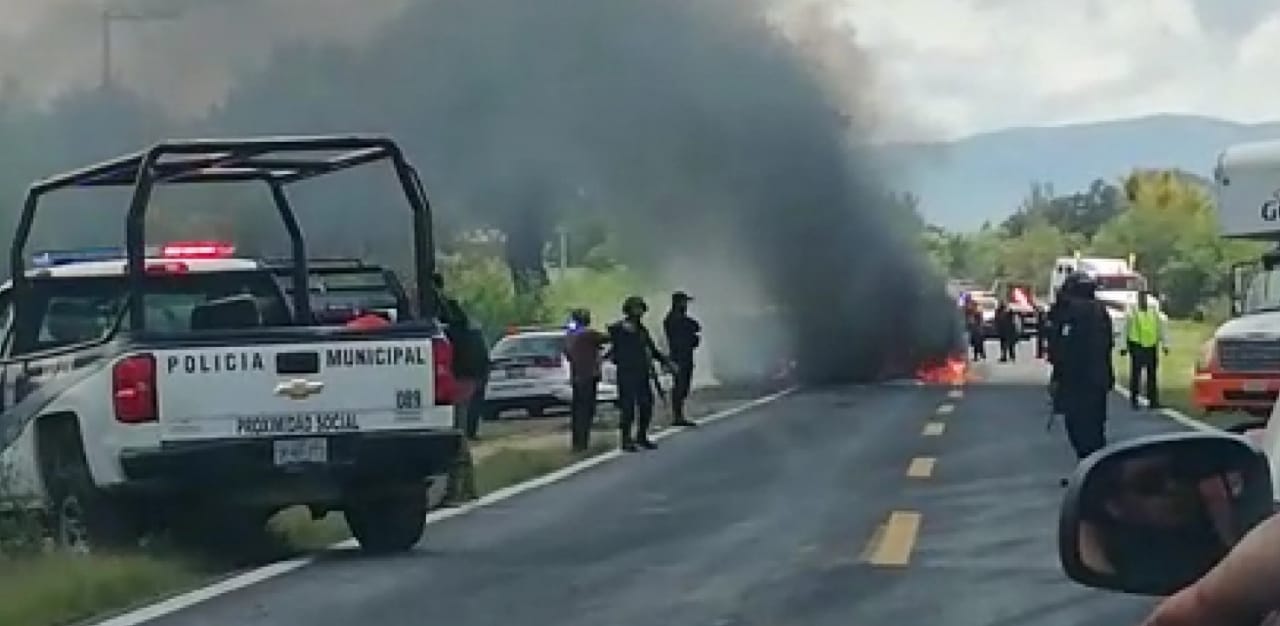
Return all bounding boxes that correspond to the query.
[1059,431,1273,596]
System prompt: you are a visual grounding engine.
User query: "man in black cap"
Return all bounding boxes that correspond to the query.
[664,291,702,427]
[608,296,674,451]
[1054,271,1115,477]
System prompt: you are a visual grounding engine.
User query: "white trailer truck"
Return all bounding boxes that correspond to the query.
[1193,139,1280,415]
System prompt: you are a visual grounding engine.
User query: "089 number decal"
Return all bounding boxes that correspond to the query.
[395,388,423,411]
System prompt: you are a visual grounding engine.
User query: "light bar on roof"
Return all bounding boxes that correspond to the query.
[161,240,236,259]
[30,247,126,268]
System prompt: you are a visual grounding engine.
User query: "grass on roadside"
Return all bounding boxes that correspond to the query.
[0,553,199,626]
[0,438,615,626]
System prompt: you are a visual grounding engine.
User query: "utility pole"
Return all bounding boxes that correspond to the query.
[100,6,182,90]
[556,227,569,279]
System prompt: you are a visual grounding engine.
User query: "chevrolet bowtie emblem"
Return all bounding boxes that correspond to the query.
[274,379,325,400]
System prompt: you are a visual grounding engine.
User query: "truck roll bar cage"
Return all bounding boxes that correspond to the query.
[9,135,438,331]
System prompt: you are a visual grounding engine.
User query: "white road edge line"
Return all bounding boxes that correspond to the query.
[94,385,799,626]
[1113,384,1213,432]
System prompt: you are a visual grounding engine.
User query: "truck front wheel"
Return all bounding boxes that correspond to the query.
[344,487,427,554]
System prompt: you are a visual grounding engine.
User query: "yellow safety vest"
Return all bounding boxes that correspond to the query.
[1128,309,1159,347]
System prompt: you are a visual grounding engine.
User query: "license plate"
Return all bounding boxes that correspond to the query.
[273,437,328,466]
[1243,381,1267,393]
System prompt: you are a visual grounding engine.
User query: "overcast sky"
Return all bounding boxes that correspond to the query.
[844,0,1280,139]
[0,0,1276,140]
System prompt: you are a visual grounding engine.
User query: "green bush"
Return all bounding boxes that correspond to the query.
[438,255,550,339]
[438,254,648,339]
[543,266,650,327]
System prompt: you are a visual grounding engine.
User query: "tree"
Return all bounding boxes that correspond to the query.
[1003,179,1121,240]
[1093,169,1264,317]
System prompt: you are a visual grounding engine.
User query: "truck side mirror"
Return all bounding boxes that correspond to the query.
[1059,432,1273,596]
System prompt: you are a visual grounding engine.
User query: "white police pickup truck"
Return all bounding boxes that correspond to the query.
[0,136,463,554]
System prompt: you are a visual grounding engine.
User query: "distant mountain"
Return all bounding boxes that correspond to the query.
[881,114,1280,231]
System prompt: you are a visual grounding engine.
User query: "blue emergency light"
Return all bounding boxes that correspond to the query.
[30,247,127,268]
[29,242,219,269]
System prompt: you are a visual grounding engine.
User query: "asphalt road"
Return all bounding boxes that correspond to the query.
[131,348,1184,626]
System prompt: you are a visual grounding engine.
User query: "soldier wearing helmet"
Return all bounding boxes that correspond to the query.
[1053,271,1115,477]
[607,296,674,451]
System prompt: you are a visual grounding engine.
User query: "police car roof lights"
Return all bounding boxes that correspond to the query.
[160,240,236,259]
[30,240,236,269]
[31,246,127,268]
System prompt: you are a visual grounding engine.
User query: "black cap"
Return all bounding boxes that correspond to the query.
[672,291,693,302]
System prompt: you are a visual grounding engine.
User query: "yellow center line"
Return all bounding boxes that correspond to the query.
[947,389,964,399]
[936,404,954,415]
[866,511,922,566]
[907,456,936,478]
[922,422,945,436]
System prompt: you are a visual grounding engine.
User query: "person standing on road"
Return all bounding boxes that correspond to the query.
[564,308,609,452]
[434,272,485,504]
[1054,272,1115,473]
[995,301,1019,362]
[1035,304,1051,360]
[663,291,701,428]
[1045,287,1072,415]
[608,296,674,452]
[965,299,986,361]
[1121,291,1168,410]
[463,322,492,440]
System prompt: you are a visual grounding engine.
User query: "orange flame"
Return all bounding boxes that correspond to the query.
[915,354,971,385]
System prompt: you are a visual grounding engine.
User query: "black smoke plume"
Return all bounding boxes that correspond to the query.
[203,0,962,383]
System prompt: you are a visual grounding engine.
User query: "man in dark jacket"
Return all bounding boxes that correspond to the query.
[995,301,1019,362]
[663,291,701,428]
[433,272,487,504]
[608,296,673,452]
[1054,272,1115,467]
[1035,304,1051,359]
[965,300,986,361]
[1045,287,1071,414]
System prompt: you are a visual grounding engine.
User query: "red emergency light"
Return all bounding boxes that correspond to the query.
[160,240,236,259]
[145,261,189,275]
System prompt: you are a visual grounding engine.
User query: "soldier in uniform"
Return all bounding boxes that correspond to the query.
[663,291,701,428]
[1053,272,1115,481]
[608,296,673,452]
[434,272,485,504]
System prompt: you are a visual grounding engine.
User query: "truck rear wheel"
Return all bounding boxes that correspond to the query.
[344,487,427,554]
[41,424,142,552]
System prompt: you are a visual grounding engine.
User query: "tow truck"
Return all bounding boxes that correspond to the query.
[990,279,1039,337]
[1193,139,1280,416]
[0,136,461,553]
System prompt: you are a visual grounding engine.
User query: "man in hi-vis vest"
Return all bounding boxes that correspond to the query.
[1120,291,1168,410]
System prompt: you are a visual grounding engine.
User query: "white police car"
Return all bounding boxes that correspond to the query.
[483,327,620,418]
